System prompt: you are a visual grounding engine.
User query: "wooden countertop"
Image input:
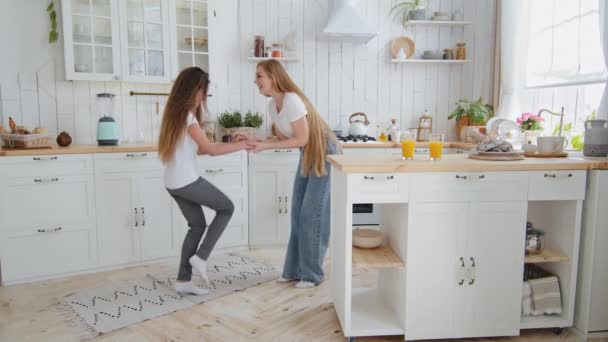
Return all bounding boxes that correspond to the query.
[339,142,476,149]
[327,154,608,173]
[0,144,157,156]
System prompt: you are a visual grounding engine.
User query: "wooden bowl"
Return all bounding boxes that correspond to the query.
[352,228,383,249]
[391,36,415,59]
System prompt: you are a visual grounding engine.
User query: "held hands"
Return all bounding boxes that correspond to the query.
[237,140,256,151]
[233,133,267,152]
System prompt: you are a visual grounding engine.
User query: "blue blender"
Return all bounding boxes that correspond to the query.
[96,93,119,146]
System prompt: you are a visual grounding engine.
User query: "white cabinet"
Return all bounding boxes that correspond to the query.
[94,153,174,266]
[0,154,97,283]
[575,170,608,339]
[169,0,212,77]
[119,0,171,82]
[406,200,526,340]
[172,151,249,250]
[62,0,122,81]
[248,149,299,246]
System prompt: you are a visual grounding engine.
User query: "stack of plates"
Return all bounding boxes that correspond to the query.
[422,50,443,60]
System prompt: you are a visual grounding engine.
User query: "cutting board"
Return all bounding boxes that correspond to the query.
[469,154,525,161]
[524,152,568,158]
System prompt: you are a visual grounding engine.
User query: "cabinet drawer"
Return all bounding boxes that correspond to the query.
[348,173,408,203]
[410,172,528,202]
[201,165,246,192]
[528,170,586,200]
[94,152,162,171]
[251,149,300,164]
[0,224,94,282]
[0,174,95,234]
[0,154,93,176]
[198,151,245,165]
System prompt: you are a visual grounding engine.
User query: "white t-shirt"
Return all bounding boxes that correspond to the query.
[269,92,307,138]
[163,113,200,189]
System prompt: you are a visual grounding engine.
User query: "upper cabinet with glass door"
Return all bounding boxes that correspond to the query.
[169,0,210,79]
[119,0,171,82]
[62,0,122,81]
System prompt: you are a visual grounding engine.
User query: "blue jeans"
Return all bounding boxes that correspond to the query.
[282,141,341,284]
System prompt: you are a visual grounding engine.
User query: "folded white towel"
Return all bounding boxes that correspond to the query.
[522,281,534,316]
[529,276,562,315]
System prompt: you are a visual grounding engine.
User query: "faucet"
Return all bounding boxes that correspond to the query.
[537,107,565,137]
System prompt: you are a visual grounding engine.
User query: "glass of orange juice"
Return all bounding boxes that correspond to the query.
[401,131,416,160]
[429,133,444,161]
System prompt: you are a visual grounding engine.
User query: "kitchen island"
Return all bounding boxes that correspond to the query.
[327,154,604,341]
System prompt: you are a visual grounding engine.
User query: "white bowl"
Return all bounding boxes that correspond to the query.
[353,228,383,249]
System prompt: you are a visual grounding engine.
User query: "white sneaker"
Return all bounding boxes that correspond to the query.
[174,281,209,295]
[189,255,209,284]
[294,281,316,289]
[276,276,297,283]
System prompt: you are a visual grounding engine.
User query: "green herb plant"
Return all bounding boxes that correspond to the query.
[243,111,263,128]
[448,97,494,125]
[47,1,59,43]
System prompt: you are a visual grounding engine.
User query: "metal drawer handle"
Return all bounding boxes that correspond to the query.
[273,149,293,153]
[468,257,476,285]
[37,226,62,233]
[456,175,484,180]
[141,207,145,227]
[456,175,467,180]
[544,173,573,179]
[386,175,395,180]
[205,168,224,173]
[284,196,288,214]
[278,196,282,214]
[134,208,139,227]
[34,178,59,183]
[458,257,465,286]
[33,156,58,161]
[363,176,375,180]
[126,153,148,158]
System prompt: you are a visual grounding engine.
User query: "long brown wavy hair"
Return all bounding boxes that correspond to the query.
[158,67,210,164]
[257,60,336,177]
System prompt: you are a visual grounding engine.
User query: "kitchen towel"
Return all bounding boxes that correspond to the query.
[526,276,562,315]
[57,254,279,339]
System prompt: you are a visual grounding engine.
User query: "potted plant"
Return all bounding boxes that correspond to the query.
[218,110,263,142]
[517,112,544,145]
[448,97,494,141]
[389,0,427,26]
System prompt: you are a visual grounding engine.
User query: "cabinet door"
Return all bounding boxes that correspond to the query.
[62,0,121,80]
[249,169,282,245]
[465,201,527,337]
[169,0,210,78]
[137,173,175,260]
[120,0,171,82]
[406,202,468,340]
[278,169,297,244]
[96,173,139,266]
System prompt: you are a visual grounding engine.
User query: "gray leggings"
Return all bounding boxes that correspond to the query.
[167,177,235,281]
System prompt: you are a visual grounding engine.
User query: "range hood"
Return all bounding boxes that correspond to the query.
[322,0,377,44]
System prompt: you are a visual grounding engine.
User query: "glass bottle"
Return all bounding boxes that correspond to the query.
[456,42,466,60]
[254,35,265,57]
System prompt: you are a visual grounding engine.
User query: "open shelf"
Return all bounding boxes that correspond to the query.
[521,314,571,329]
[525,249,569,264]
[391,59,468,64]
[406,20,472,26]
[352,244,405,269]
[247,57,299,62]
[350,288,404,336]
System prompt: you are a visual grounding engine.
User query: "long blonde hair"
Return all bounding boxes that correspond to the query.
[257,60,336,177]
[158,67,210,164]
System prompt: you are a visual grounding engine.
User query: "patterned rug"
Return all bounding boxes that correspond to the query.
[57,254,279,339]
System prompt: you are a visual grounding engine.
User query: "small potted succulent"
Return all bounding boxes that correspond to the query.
[448,97,494,141]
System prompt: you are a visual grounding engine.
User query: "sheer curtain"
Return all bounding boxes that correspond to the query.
[599,0,608,119]
[494,0,529,119]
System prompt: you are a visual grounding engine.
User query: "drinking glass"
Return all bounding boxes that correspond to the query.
[401,131,416,160]
[429,133,444,160]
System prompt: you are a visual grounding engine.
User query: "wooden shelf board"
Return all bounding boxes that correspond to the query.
[391,59,468,64]
[406,20,472,26]
[524,249,569,264]
[521,314,571,329]
[350,288,404,336]
[352,244,405,269]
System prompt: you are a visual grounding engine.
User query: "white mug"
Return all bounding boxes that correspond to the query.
[537,136,568,154]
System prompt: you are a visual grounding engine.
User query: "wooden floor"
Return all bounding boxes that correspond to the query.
[0,248,604,342]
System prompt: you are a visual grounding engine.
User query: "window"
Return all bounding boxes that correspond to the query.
[526,0,606,89]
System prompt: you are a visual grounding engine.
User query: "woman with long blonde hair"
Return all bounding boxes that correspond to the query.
[247,59,341,288]
[159,66,252,295]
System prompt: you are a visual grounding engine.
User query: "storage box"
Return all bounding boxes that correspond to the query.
[0,133,52,148]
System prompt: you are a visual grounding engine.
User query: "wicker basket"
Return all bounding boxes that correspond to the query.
[0,133,52,149]
[523,263,555,281]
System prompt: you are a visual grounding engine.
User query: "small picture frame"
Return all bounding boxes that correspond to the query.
[417,115,432,141]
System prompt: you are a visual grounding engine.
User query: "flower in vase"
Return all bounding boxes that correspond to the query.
[517,112,544,131]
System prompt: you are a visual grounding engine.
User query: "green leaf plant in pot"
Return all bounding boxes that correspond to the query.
[218,110,263,142]
[389,0,427,27]
[448,97,494,142]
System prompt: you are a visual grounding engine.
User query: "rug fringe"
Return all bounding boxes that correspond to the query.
[54,300,99,340]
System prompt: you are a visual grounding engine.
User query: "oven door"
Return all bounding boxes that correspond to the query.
[352,203,381,226]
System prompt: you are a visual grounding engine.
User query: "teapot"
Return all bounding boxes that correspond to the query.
[348,112,370,136]
[583,119,608,157]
